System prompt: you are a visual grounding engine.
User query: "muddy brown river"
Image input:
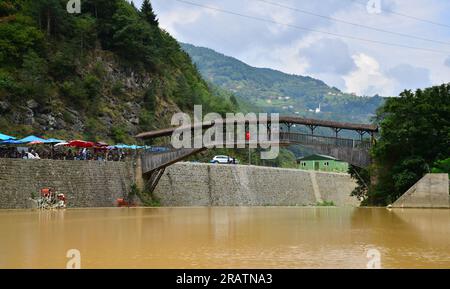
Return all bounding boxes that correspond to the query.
[0,207,449,269]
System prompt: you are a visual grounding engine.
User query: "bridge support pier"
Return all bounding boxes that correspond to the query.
[134,157,145,192]
[144,168,166,194]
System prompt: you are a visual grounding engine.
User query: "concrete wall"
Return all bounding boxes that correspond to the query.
[0,159,136,209]
[392,173,450,208]
[154,162,359,207]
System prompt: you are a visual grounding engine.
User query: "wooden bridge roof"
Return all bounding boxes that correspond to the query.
[135,116,378,140]
[278,116,378,132]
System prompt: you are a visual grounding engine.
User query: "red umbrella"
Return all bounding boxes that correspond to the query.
[67,140,95,148]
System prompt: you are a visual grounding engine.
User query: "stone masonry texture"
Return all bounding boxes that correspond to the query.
[154,162,359,207]
[0,159,135,209]
[0,160,359,209]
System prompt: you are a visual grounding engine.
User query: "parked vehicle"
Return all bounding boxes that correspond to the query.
[210,155,239,164]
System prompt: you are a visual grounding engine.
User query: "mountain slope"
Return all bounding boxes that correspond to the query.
[0,0,237,143]
[181,43,384,123]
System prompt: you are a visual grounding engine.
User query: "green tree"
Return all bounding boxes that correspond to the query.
[29,0,68,36]
[367,84,450,205]
[0,15,44,65]
[141,0,158,26]
[111,1,157,69]
[230,95,238,107]
[48,45,77,80]
[0,0,18,16]
[83,0,120,49]
[74,15,96,54]
[19,50,51,104]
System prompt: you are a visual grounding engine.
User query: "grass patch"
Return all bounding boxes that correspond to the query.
[316,200,335,207]
[129,184,161,207]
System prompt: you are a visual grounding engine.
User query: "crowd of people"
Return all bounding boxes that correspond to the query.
[0,146,134,162]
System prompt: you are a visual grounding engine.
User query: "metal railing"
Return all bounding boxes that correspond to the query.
[279,132,372,150]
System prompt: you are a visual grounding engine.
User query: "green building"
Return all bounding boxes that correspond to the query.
[297,154,349,173]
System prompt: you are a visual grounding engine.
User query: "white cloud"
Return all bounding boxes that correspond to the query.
[343,53,395,96]
[132,0,450,95]
[245,0,296,35]
[160,9,203,37]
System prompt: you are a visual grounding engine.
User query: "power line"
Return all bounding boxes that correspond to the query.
[173,0,450,55]
[253,0,450,46]
[348,0,450,29]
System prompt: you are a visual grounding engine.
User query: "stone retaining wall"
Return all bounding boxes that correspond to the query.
[0,159,135,209]
[154,162,359,207]
[0,160,359,209]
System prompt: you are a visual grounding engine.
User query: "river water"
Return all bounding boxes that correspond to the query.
[0,207,449,269]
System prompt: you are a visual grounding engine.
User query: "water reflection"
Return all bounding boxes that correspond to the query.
[0,207,449,268]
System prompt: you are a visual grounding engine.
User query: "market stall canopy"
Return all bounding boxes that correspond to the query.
[115,144,143,149]
[45,138,66,144]
[67,140,95,148]
[5,135,47,145]
[0,133,16,141]
[0,139,20,145]
[1,135,66,145]
[94,142,109,147]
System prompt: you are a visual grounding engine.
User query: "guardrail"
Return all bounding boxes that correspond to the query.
[279,132,372,150]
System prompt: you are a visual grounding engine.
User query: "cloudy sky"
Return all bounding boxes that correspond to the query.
[132,0,450,96]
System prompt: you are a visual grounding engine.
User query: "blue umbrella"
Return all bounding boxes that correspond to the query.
[0,133,16,141]
[111,144,145,150]
[13,135,47,144]
[0,139,19,145]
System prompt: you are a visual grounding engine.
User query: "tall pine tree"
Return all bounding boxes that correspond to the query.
[141,0,158,26]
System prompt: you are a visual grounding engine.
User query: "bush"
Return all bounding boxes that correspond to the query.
[316,200,335,207]
[60,80,88,109]
[111,81,124,97]
[48,49,77,80]
[83,74,102,99]
[0,70,16,94]
[0,15,44,66]
[139,109,154,131]
[129,183,161,207]
[143,89,156,112]
[111,125,128,143]
[85,117,106,142]
[432,158,450,174]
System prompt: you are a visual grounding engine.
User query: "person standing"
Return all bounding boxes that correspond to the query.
[81,148,87,160]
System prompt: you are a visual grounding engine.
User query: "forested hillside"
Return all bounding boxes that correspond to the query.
[181,43,384,123]
[0,0,237,143]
